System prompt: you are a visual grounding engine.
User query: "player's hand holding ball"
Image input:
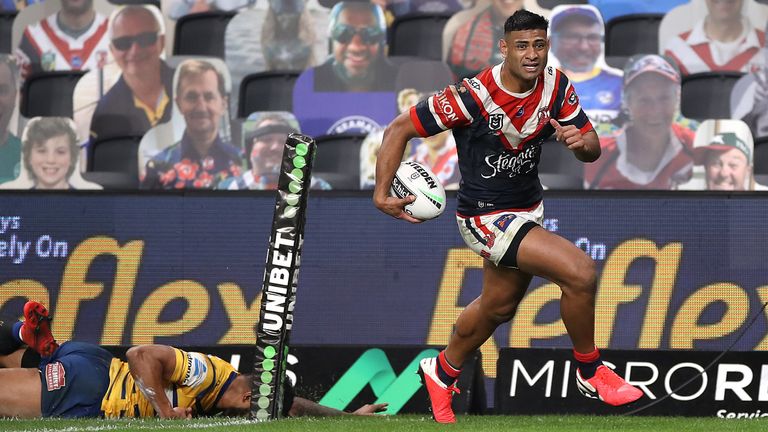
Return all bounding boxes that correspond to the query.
[388,161,446,222]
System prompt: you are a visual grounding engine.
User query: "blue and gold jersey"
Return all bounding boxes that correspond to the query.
[100,348,239,418]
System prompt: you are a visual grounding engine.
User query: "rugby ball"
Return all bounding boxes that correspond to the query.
[390,161,446,220]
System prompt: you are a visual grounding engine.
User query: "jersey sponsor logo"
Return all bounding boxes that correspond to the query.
[489,113,504,131]
[493,214,516,231]
[481,145,538,179]
[515,106,524,118]
[467,78,481,90]
[183,352,209,387]
[45,362,66,391]
[436,90,459,122]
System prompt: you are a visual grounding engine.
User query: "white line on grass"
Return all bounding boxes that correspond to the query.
[5,418,256,432]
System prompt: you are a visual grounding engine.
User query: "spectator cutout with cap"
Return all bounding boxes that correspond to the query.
[220,112,330,190]
[678,119,767,190]
[549,5,623,125]
[584,54,698,190]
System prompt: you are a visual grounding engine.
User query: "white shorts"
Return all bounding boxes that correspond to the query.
[456,202,544,268]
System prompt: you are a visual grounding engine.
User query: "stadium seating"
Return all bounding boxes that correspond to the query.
[0,11,15,54]
[110,0,160,6]
[313,133,367,190]
[604,13,664,57]
[20,71,86,118]
[539,173,584,190]
[604,55,629,70]
[538,0,587,8]
[81,171,139,190]
[539,138,584,184]
[87,134,142,179]
[388,12,453,61]
[681,72,744,121]
[173,10,237,57]
[754,136,768,175]
[237,70,299,118]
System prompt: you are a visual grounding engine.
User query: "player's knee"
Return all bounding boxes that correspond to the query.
[485,301,519,325]
[564,255,597,296]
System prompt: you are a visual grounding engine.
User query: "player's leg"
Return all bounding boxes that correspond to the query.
[516,226,642,406]
[444,261,532,367]
[0,368,42,418]
[0,311,44,368]
[419,213,536,423]
[20,301,58,357]
[516,226,597,353]
[0,348,26,368]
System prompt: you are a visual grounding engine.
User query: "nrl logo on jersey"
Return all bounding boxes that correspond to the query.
[489,113,504,131]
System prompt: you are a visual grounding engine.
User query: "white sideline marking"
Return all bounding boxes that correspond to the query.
[5,418,256,432]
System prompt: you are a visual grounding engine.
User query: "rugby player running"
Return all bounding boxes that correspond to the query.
[373,9,642,423]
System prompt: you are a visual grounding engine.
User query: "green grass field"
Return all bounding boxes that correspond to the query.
[1,415,765,432]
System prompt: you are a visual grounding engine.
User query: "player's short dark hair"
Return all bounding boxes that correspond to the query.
[504,10,549,34]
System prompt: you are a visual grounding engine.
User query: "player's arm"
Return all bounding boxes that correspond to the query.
[373,111,421,223]
[288,397,388,417]
[549,119,601,163]
[126,345,192,419]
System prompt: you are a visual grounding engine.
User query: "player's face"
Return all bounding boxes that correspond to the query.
[492,0,524,17]
[0,63,16,132]
[110,11,163,78]
[500,29,549,84]
[705,147,750,190]
[251,131,286,177]
[61,0,93,15]
[552,21,602,73]
[29,134,73,190]
[176,70,226,139]
[706,0,742,22]
[331,8,382,80]
[625,74,678,132]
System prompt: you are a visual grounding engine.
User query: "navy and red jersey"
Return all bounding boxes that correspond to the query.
[410,63,593,216]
